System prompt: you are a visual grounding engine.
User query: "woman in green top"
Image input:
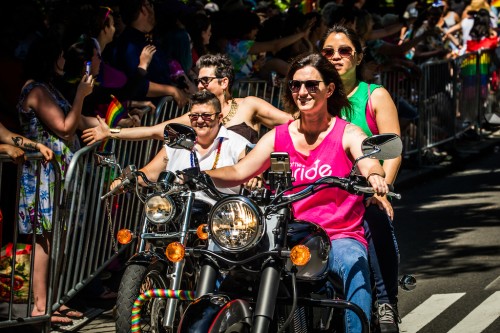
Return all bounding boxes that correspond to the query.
[321,25,402,333]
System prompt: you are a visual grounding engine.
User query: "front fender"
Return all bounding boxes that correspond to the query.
[125,250,169,267]
[178,294,252,333]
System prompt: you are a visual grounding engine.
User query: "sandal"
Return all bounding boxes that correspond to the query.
[58,307,84,319]
[51,312,73,325]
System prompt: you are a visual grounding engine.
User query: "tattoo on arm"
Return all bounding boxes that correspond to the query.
[24,142,38,151]
[11,136,23,147]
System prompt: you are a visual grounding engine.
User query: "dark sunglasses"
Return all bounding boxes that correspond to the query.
[321,46,355,59]
[194,77,221,86]
[188,112,220,121]
[289,80,323,93]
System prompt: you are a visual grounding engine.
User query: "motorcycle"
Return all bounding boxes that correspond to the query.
[98,124,222,333]
[160,127,405,333]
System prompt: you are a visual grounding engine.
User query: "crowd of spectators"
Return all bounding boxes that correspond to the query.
[1,0,499,327]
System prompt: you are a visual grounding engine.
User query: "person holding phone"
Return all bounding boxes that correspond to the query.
[205,53,390,333]
[17,29,94,324]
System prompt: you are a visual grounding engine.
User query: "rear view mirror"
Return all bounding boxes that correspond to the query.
[94,152,121,173]
[164,123,196,150]
[361,134,402,160]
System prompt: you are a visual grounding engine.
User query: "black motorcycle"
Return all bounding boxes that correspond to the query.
[162,129,404,333]
[98,124,221,333]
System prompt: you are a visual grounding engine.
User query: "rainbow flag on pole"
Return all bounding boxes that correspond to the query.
[105,95,127,127]
[100,95,126,151]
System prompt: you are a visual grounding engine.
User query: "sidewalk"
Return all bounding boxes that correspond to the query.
[395,127,500,190]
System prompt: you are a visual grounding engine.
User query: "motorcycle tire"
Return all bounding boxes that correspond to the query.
[115,264,169,333]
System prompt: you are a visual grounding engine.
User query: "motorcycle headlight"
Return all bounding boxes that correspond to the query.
[209,196,263,253]
[145,195,175,224]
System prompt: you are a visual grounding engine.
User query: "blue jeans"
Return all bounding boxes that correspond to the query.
[328,238,371,333]
[364,203,400,305]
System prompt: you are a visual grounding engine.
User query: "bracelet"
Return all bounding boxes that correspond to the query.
[367,173,385,182]
[110,127,121,139]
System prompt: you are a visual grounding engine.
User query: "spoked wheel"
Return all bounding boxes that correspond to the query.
[115,264,169,333]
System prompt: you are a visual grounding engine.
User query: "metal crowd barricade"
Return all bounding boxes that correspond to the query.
[0,153,61,333]
[50,96,190,320]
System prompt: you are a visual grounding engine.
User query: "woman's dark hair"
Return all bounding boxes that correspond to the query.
[282,53,351,118]
[87,6,114,38]
[469,9,492,40]
[186,13,211,59]
[190,90,221,113]
[197,53,235,91]
[23,25,65,82]
[320,24,364,81]
[63,35,95,81]
[225,9,261,39]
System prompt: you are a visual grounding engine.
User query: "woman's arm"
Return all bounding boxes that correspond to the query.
[0,121,53,160]
[81,112,191,144]
[244,96,293,128]
[110,146,169,191]
[343,124,388,195]
[206,129,275,187]
[370,87,402,185]
[27,76,93,140]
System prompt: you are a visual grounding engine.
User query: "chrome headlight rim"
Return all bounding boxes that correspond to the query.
[208,196,263,253]
[144,194,176,224]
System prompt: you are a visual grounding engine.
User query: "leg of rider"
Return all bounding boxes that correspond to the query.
[329,238,371,333]
[364,204,400,306]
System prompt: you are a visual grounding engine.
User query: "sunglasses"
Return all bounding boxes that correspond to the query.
[188,112,220,121]
[194,77,221,86]
[288,80,323,93]
[321,46,355,59]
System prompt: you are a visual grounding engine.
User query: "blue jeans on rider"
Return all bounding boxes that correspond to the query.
[328,237,371,333]
[364,200,400,305]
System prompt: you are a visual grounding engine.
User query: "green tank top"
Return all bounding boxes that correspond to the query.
[340,81,381,136]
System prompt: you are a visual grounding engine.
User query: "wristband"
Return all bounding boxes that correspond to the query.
[110,127,121,139]
[367,173,385,182]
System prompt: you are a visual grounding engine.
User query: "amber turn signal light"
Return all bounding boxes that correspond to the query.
[290,244,311,266]
[166,242,185,262]
[196,224,208,240]
[117,229,133,244]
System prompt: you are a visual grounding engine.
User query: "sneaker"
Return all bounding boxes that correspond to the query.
[377,303,401,333]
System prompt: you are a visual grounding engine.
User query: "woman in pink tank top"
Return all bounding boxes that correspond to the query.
[207,53,390,333]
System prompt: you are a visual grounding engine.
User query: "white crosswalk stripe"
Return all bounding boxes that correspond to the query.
[447,291,500,333]
[399,293,465,333]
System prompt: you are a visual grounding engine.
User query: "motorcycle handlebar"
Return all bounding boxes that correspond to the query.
[282,176,401,204]
[101,177,132,200]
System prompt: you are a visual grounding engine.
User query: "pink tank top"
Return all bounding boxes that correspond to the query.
[274,118,366,247]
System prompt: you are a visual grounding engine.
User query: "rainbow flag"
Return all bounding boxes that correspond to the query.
[100,95,126,152]
[105,95,127,127]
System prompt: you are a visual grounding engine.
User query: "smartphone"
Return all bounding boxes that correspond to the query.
[270,152,290,173]
[85,61,91,76]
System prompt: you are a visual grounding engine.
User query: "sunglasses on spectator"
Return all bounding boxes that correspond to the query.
[188,112,220,121]
[321,46,355,59]
[194,77,221,86]
[289,80,323,93]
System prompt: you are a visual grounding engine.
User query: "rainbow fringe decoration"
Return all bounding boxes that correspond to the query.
[131,288,196,333]
[100,95,127,151]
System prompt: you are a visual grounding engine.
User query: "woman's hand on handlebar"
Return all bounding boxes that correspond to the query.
[110,178,128,194]
[366,173,389,196]
[243,175,264,191]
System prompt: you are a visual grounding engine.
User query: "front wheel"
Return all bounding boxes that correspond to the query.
[115,263,169,333]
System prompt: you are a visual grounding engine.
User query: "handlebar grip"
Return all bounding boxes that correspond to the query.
[101,178,131,200]
[353,185,401,200]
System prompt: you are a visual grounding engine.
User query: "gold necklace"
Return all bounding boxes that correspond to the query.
[221,99,238,125]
